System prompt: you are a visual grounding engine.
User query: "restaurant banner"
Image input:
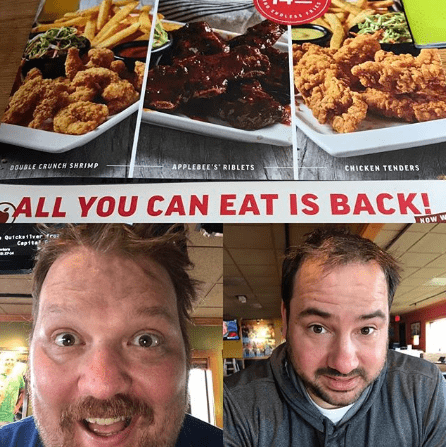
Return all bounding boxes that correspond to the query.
[0,181,445,222]
[1,0,445,182]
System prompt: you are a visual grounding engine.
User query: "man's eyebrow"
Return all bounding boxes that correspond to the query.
[44,304,177,325]
[359,310,387,320]
[298,308,332,319]
[297,308,387,321]
[134,305,177,325]
[45,304,76,314]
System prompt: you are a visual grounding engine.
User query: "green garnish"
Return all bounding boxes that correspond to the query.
[24,27,89,59]
[153,21,168,48]
[358,12,412,44]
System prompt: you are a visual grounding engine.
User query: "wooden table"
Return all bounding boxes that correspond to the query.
[0,0,39,118]
[296,129,446,181]
[134,123,293,181]
[0,115,137,179]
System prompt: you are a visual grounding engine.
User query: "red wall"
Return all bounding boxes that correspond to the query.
[394,300,446,352]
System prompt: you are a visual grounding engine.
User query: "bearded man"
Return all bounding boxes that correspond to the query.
[224,227,446,447]
[1,224,222,447]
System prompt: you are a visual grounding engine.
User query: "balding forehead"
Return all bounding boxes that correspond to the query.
[294,259,389,296]
[42,247,173,288]
[37,247,179,319]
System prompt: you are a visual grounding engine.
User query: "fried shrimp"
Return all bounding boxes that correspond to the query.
[101,80,139,114]
[65,47,86,80]
[133,61,145,92]
[53,101,108,134]
[86,48,115,68]
[28,81,70,129]
[72,67,121,89]
[2,75,70,129]
[3,37,142,135]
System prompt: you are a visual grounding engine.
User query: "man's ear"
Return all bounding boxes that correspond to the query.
[281,301,287,340]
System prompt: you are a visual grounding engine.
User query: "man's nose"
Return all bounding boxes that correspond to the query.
[78,345,131,399]
[327,335,359,375]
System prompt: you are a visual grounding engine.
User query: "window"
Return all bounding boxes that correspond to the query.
[425,318,446,353]
[188,368,215,425]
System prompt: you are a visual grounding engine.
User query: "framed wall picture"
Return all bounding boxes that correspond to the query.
[410,322,421,337]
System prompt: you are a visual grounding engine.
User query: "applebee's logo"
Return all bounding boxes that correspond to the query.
[0,202,17,223]
[254,0,330,25]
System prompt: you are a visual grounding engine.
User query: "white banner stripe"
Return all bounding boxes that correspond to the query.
[0,181,444,223]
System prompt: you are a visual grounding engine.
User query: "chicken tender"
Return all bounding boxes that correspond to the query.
[294,44,340,99]
[333,33,381,84]
[53,101,108,134]
[294,38,369,132]
[361,88,416,122]
[332,93,368,133]
[24,67,43,83]
[361,87,446,123]
[413,98,446,121]
[294,31,446,133]
[352,49,446,94]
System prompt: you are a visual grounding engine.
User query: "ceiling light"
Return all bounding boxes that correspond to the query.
[196,224,223,237]
[236,295,247,303]
[425,277,446,286]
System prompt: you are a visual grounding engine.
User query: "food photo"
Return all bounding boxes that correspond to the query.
[0,0,161,179]
[134,0,294,181]
[0,0,164,151]
[294,0,446,181]
[143,19,290,133]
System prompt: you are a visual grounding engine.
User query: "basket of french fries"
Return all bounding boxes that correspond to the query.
[311,0,396,49]
[33,0,169,50]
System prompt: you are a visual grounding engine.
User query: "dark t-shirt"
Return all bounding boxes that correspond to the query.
[0,413,222,446]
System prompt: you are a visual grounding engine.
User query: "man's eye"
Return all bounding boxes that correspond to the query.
[54,333,80,347]
[360,327,376,336]
[310,325,327,334]
[132,333,162,348]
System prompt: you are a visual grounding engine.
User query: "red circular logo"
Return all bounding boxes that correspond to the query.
[254,0,331,25]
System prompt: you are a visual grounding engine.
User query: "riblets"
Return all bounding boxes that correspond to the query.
[170,21,229,60]
[216,80,289,130]
[229,21,287,50]
[144,20,290,130]
[145,46,270,110]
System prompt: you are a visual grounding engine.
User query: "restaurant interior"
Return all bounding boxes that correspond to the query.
[0,223,223,428]
[223,224,446,379]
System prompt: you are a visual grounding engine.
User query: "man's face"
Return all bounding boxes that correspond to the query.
[1,354,16,375]
[282,260,389,409]
[30,248,188,447]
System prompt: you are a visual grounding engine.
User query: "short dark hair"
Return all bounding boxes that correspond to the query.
[282,227,401,317]
[32,224,198,359]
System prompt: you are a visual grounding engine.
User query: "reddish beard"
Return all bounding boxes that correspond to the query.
[34,393,187,447]
[60,394,154,431]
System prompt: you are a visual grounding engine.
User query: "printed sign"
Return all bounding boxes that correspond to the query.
[254,0,331,25]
